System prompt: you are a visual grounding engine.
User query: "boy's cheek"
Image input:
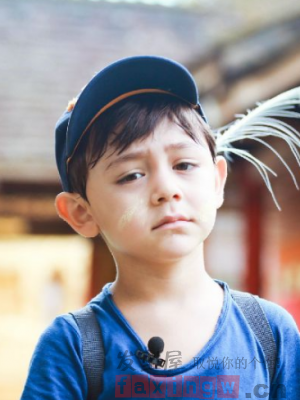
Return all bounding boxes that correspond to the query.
[197,203,217,223]
[117,199,146,231]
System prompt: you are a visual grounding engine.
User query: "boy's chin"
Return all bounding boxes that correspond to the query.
[145,239,205,262]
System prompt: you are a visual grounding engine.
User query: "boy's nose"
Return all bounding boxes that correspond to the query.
[150,178,183,205]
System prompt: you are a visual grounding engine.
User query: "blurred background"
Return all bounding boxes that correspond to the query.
[1,0,300,398]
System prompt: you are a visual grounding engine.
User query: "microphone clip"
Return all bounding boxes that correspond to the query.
[136,349,165,368]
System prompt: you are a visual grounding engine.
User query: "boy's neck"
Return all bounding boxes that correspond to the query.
[110,245,218,306]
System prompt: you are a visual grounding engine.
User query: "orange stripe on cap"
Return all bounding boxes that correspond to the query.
[66,88,198,170]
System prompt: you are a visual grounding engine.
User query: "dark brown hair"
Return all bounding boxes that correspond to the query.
[68,93,216,201]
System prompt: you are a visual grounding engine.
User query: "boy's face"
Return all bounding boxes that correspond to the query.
[81,117,227,264]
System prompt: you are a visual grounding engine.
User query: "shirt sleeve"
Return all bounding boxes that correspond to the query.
[20,314,87,400]
[259,298,300,399]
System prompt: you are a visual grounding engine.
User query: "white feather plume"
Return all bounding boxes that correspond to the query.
[214,87,300,210]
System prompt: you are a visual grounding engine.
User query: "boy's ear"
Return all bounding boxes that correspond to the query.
[55,192,100,237]
[214,155,228,209]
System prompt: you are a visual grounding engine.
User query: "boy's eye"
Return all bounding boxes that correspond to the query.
[117,172,144,184]
[174,162,196,171]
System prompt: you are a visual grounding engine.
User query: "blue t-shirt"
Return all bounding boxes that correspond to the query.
[20,280,300,399]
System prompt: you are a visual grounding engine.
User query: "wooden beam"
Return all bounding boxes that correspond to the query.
[88,237,116,300]
[218,49,300,123]
[238,164,263,295]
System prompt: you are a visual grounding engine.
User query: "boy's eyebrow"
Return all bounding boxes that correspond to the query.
[105,141,204,171]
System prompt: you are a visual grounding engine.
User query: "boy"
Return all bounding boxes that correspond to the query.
[21,56,300,399]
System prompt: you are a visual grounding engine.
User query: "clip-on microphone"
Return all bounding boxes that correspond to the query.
[136,336,165,369]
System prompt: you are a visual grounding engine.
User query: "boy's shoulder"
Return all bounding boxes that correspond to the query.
[229,286,299,362]
[229,285,298,335]
[255,295,299,337]
[33,313,82,357]
[43,313,81,337]
[20,313,86,399]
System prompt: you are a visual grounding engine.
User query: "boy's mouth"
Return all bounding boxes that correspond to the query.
[152,215,190,230]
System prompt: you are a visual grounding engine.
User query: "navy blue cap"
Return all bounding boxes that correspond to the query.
[55,55,207,191]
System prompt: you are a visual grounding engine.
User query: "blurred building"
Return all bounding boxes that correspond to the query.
[0,0,300,398]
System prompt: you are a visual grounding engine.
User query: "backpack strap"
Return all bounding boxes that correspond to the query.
[230,289,277,383]
[70,305,104,400]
